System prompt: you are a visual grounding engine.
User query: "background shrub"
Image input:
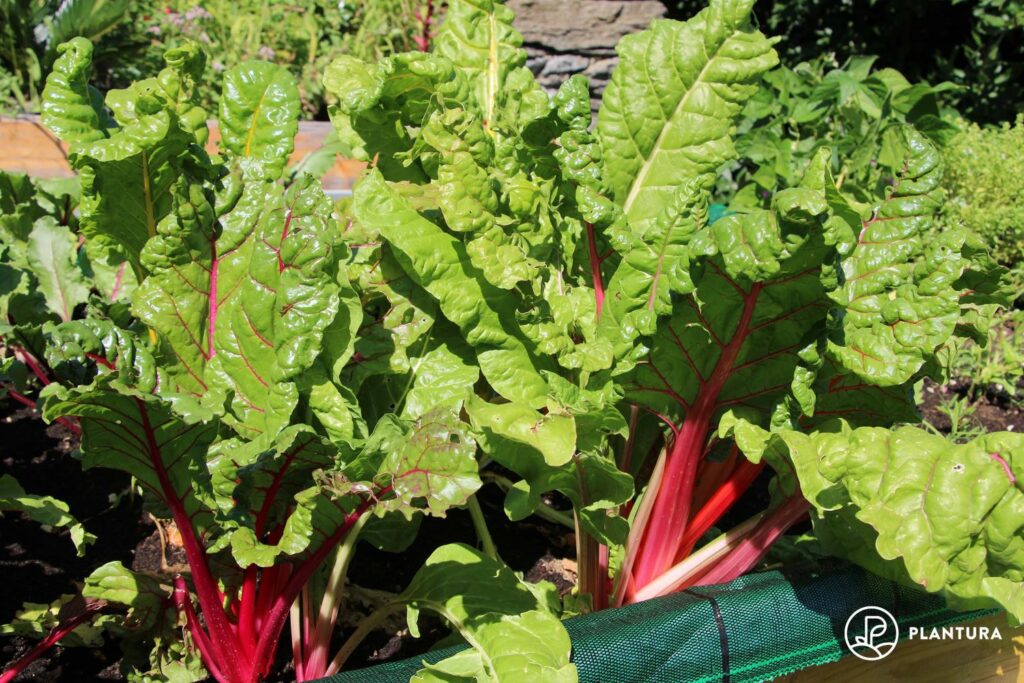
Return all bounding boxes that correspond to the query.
[943,115,1024,268]
[671,0,1024,124]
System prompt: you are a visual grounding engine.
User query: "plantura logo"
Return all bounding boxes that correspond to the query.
[844,606,899,661]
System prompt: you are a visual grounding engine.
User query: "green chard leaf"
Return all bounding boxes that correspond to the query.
[40,37,111,145]
[467,395,632,544]
[73,111,193,276]
[0,474,95,555]
[42,39,210,277]
[83,561,207,682]
[218,61,300,179]
[353,170,553,408]
[397,543,576,682]
[777,423,1024,624]
[826,127,963,386]
[434,0,526,133]
[343,408,481,520]
[26,217,89,322]
[623,183,834,430]
[135,174,347,440]
[41,381,220,543]
[597,0,779,234]
[325,52,466,182]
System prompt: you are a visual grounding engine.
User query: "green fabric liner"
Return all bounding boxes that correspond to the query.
[321,563,997,683]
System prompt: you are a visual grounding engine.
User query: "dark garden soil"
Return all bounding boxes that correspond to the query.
[0,405,577,682]
[919,377,1024,434]
[0,407,145,681]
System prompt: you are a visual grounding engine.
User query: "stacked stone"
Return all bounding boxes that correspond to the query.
[509,0,667,113]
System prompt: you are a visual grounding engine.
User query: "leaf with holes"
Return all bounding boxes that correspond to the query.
[775,423,1024,624]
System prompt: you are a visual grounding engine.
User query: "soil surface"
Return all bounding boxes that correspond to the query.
[0,407,146,681]
[919,377,1024,435]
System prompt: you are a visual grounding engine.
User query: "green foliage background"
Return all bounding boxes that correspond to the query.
[671,0,1024,124]
[943,115,1024,267]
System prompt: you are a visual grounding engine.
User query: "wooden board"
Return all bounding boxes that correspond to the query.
[787,614,1024,682]
[0,116,364,191]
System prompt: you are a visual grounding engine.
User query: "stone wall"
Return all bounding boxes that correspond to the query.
[508,0,667,111]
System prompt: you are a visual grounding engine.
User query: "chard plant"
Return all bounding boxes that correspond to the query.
[4,0,1024,680]
[1,35,576,683]
[332,0,1024,625]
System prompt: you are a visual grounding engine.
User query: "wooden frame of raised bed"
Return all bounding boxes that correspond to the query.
[0,116,365,195]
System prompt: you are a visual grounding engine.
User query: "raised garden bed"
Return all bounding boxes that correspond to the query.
[322,567,1020,683]
[2,0,1023,681]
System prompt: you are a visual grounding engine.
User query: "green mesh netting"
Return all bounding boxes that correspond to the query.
[321,563,995,683]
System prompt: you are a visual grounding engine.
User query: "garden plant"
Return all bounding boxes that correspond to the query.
[1,0,1023,681]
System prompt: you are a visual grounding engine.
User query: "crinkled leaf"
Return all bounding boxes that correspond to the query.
[354,170,552,407]
[136,174,345,438]
[401,336,479,419]
[72,111,194,276]
[778,423,1024,624]
[42,319,164,394]
[40,37,111,145]
[346,409,481,520]
[325,53,464,182]
[213,428,344,567]
[827,127,960,386]
[468,396,631,544]
[105,41,209,145]
[597,0,778,234]
[434,0,526,133]
[599,179,707,356]
[624,187,833,430]
[219,61,300,179]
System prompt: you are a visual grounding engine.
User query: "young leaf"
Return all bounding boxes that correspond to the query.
[434,0,526,132]
[399,543,576,682]
[73,112,194,276]
[354,170,553,408]
[40,37,110,145]
[26,218,89,322]
[325,53,463,182]
[0,474,95,555]
[219,61,300,179]
[467,396,632,544]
